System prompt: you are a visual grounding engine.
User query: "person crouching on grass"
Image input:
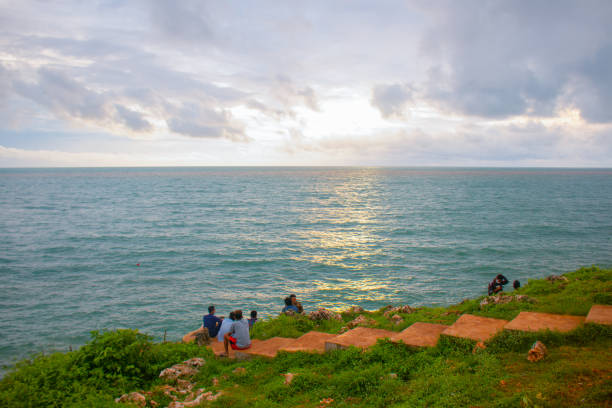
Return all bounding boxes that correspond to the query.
[222,309,251,356]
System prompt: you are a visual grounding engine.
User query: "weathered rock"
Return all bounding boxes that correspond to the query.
[183,357,205,368]
[167,388,222,408]
[283,372,295,385]
[527,341,547,362]
[383,305,414,317]
[159,364,199,381]
[472,341,487,354]
[442,310,462,316]
[232,366,246,375]
[546,275,569,282]
[347,315,376,328]
[155,384,178,400]
[309,308,342,321]
[480,294,535,307]
[319,398,334,407]
[176,379,193,393]
[115,392,146,407]
[343,306,364,314]
[194,330,211,346]
[391,314,403,325]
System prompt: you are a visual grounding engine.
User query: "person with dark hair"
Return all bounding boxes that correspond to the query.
[248,310,258,329]
[282,297,299,314]
[217,311,235,342]
[203,305,222,338]
[488,274,509,295]
[289,294,303,313]
[222,310,251,355]
[513,280,521,290]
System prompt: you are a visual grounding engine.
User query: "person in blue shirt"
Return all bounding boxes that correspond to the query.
[203,305,222,338]
[282,297,299,314]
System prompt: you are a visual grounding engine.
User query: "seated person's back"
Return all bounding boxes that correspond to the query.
[217,311,235,342]
[228,310,251,349]
[203,305,222,338]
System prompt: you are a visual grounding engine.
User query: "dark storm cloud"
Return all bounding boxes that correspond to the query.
[166,103,248,142]
[371,83,413,118]
[114,104,152,132]
[417,0,612,122]
[13,68,110,121]
[148,0,213,44]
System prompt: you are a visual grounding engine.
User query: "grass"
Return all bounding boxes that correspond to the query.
[1,266,611,407]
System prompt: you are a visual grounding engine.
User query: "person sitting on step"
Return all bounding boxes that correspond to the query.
[222,309,251,356]
[216,311,235,342]
[203,305,222,338]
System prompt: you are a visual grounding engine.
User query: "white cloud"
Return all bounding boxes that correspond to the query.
[0,1,611,166]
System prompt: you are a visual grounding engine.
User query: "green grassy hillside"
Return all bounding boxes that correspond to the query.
[1,266,611,407]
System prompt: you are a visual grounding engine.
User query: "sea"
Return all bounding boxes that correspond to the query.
[1,167,611,369]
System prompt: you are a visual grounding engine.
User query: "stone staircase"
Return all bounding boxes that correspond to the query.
[201,304,612,359]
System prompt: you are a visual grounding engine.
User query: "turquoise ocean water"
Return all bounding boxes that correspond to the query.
[1,167,611,368]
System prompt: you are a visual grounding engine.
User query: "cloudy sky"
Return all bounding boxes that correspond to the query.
[1,0,611,167]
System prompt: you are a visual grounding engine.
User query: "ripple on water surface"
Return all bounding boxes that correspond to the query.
[0,167,611,370]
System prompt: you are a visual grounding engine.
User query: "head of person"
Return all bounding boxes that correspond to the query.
[290,294,298,305]
[284,297,292,306]
[250,310,257,318]
[495,274,504,282]
[513,280,520,289]
[208,305,215,314]
[234,310,243,320]
[228,311,236,321]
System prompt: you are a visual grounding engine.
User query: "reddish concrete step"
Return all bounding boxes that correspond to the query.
[390,322,449,347]
[208,339,263,358]
[442,314,508,342]
[279,331,338,354]
[585,305,612,326]
[236,337,296,359]
[182,327,206,344]
[505,311,585,333]
[325,327,395,351]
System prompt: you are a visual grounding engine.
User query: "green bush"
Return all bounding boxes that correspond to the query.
[0,329,203,407]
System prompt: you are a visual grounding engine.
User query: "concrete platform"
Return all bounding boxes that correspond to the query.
[325,327,395,351]
[585,305,612,326]
[279,331,338,353]
[208,339,262,358]
[504,311,584,333]
[390,322,449,347]
[236,337,296,358]
[182,327,207,344]
[442,314,508,342]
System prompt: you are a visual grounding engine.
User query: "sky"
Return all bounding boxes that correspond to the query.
[1,0,611,167]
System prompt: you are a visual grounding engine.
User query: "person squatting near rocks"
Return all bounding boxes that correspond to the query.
[221,309,251,356]
[488,274,509,295]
